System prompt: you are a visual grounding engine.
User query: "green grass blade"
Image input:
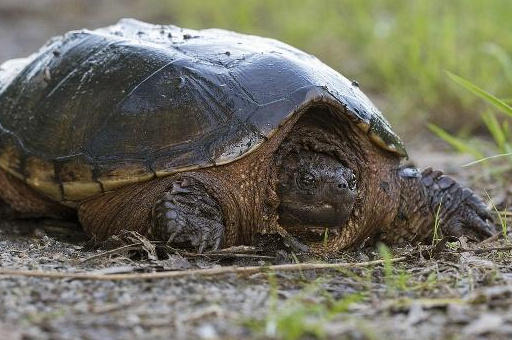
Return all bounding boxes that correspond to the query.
[432,196,443,246]
[483,43,512,86]
[485,191,507,241]
[461,152,512,167]
[446,71,512,119]
[427,123,484,159]
[482,110,506,150]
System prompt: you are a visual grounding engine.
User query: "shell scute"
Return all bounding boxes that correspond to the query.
[0,18,406,202]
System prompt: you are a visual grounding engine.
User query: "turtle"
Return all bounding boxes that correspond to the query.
[0,19,494,253]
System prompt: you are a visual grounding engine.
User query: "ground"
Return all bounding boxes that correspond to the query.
[1,148,511,340]
[2,1,512,339]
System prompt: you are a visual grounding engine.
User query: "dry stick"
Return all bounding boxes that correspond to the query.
[181,253,275,260]
[6,243,505,281]
[80,244,274,264]
[0,257,407,281]
[79,243,144,264]
[456,245,512,254]
[163,246,275,259]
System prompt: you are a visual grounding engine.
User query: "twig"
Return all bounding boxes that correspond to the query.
[89,301,137,315]
[179,253,274,260]
[163,245,274,259]
[79,243,144,264]
[0,257,407,281]
[455,245,512,254]
[80,243,274,264]
[208,245,260,254]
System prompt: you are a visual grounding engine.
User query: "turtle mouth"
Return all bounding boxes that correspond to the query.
[287,225,342,244]
[279,201,346,243]
[278,201,350,227]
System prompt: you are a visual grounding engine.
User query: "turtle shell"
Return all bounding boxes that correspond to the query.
[0,19,406,204]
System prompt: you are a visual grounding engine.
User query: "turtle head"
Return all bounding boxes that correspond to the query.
[276,150,357,233]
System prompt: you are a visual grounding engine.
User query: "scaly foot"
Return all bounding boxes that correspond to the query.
[149,177,225,252]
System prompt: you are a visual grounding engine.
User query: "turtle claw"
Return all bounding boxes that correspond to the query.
[214,237,222,251]
[166,227,182,245]
[460,192,495,238]
[443,203,494,239]
[149,177,225,252]
[198,242,206,254]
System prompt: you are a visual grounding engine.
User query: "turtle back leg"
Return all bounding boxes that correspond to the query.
[0,169,72,219]
[385,167,495,244]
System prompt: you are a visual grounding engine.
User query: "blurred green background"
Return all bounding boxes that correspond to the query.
[1,0,511,139]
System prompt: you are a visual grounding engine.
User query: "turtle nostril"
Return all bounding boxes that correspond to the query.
[338,183,347,189]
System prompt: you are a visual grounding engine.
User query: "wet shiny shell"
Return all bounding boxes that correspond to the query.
[0,19,406,204]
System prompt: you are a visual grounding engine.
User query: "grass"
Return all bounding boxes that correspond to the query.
[486,191,508,242]
[147,0,512,134]
[245,247,448,339]
[379,243,412,294]
[379,244,443,295]
[432,196,444,246]
[427,68,512,227]
[246,273,366,340]
[427,123,485,160]
[429,70,512,167]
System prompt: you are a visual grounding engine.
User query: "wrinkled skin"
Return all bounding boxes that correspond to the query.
[147,148,359,251]
[395,167,495,241]
[276,150,357,230]
[151,177,225,253]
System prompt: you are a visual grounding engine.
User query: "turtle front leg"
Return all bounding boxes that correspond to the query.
[148,177,225,252]
[386,167,495,244]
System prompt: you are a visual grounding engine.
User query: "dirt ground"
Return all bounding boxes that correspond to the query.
[2,147,512,340]
[1,1,512,339]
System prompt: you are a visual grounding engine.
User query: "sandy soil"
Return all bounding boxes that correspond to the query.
[1,183,512,340]
[1,1,512,339]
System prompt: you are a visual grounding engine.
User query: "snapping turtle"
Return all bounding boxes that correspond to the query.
[0,19,494,252]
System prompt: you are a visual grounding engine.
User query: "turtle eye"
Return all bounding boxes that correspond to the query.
[297,171,316,190]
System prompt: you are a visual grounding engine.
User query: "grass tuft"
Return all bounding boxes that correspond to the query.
[485,191,508,242]
[247,274,365,340]
[432,196,444,246]
[446,71,512,119]
[431,71,512,172]
[378,243,411,294]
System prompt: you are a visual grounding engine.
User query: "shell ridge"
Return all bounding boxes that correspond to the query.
[117,57,187,107]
